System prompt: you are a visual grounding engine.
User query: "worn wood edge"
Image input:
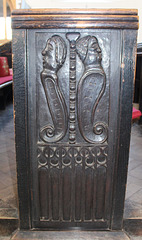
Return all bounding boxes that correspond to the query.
[11,8,139,29]
[12,14,138,21]
[12,21,139,30]
[12,8,138,16]
[32,220,108,230]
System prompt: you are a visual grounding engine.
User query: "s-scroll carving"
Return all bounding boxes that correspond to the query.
[76,36,108,143]
[40,35,68,143]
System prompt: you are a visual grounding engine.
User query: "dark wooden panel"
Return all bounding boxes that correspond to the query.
[111,30,137,230]
[12,29,30,230]
[26,29,116,229]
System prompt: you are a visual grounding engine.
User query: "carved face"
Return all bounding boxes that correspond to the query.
[76,36,102,68]
[42,35,67,73]
[42,39,57,72]
[84,37,102,66]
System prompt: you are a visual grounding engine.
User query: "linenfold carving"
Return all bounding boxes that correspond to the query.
[38,143,108,221]
[76,36,108,143]
[40,35,68,143]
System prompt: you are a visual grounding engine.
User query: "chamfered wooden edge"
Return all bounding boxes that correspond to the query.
[11,9,139,29]
[12,8,138,15]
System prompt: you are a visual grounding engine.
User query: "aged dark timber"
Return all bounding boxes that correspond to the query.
[12,9,138,231]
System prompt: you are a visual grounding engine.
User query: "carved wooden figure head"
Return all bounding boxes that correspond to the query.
[76,36,102,68]
[42,35,67,73]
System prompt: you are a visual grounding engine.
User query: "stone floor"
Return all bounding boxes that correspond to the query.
[0,103,18,219]
[0,102,142,239]
[9,230,139,240]
[124,123,142,219]
[0,231,141,240]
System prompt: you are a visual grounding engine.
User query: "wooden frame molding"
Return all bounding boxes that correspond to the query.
[12,9,139,29]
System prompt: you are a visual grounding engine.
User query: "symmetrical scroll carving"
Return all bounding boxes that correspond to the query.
[66,33,80,144]
[76,36,108,144]
[40,35,68,143]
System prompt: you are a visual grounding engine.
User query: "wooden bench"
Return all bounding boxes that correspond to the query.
[0,68,13,109]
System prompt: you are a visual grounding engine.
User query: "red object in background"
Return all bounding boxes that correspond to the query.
[0,57,9,77]
[132,107,142,119]
[0,75,13,85]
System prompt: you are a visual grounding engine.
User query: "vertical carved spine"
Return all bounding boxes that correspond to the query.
[66,33,80,144]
